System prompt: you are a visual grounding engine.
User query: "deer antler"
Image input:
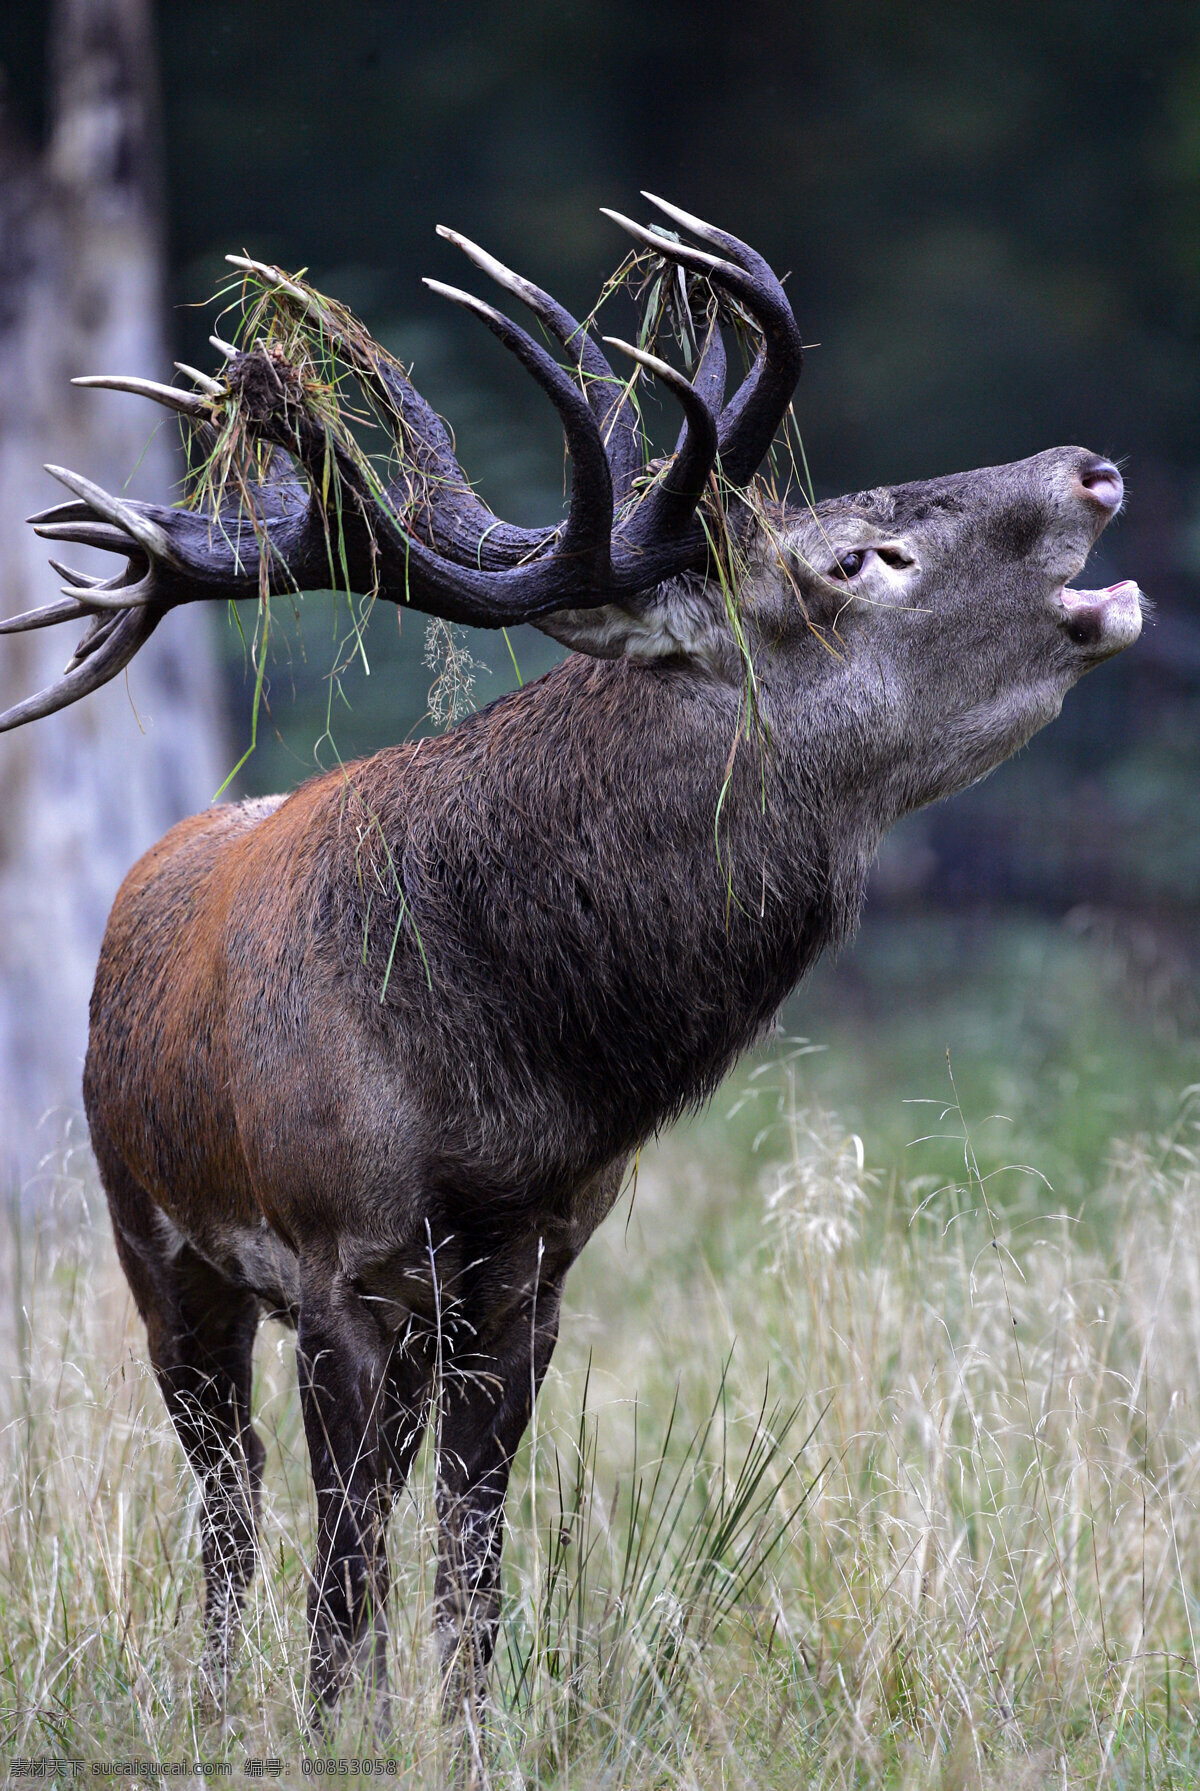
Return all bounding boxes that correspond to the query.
[602,194,804,485]
[4,201,803,732]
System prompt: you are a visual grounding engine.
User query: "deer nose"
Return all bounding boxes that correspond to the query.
[1074,457,1123,513]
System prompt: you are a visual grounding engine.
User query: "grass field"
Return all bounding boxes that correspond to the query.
[2,915,1199,1787]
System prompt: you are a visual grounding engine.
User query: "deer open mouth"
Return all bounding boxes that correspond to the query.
[1055,579,1144,654]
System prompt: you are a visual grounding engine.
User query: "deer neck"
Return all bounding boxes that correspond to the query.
[329,653,866,1178]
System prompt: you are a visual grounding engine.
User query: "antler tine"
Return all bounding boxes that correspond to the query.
[436,227,642,505]
[600,209,726,278]
[602,338,718,540]
[32,502,173,581]
[64,612,124,672]
[0,603,161,733]
[225,254,310,304]
[48,558,106,589]
[641,196,803,487]
[71,375,208,418]
[27,499,95,526]
[0,594,104,635]
[422,279,613,564]
[605,204,803,488]
[53,580,157,611]
[669,317,726,465]
[33,519,142,554]
[42,465,177,563]
[51,546,158,609]
[640,193,778,281]
[175,362,225,397]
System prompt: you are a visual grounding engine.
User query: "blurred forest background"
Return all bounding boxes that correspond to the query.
[0,0,1197,1180]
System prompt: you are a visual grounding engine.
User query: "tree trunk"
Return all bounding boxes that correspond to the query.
[0,0,225,1195]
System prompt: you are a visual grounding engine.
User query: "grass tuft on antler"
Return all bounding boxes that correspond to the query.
[179,263,447,784]
[173,246,809,791]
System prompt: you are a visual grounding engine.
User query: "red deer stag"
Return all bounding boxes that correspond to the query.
[2,198,1143,1725]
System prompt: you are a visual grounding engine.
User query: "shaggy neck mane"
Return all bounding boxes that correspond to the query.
[315,652,863,1192]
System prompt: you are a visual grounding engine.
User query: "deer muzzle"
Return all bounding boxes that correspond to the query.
[1056,579,1144,656]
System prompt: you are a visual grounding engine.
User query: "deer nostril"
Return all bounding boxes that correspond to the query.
[1076,458,1123,512]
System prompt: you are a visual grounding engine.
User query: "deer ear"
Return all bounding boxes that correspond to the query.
[535,580,728,664]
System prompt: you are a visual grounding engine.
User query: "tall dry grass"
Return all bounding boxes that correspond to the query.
[2,1071,1200,1786]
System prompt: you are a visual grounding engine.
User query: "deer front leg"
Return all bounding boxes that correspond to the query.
[433,1274,563,1724]
[296,1267,433,1729]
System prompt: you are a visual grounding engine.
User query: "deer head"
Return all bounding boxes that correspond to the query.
[3,195,1141,833]
[727,451,1140,834]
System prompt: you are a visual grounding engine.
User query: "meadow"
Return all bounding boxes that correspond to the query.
[2,913,1199,1788]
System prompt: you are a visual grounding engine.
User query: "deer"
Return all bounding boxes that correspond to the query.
[1,196,1143,1732]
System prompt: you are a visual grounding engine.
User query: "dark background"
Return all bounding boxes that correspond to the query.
[4,0,1198,914]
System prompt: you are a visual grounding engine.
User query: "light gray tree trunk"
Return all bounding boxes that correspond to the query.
[0,0,225,1194]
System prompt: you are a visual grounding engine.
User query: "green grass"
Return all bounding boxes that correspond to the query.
[798,911,1199,1197]
[2,921,1199,1786]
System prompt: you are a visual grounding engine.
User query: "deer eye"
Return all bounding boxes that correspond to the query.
[828,549,869,579]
